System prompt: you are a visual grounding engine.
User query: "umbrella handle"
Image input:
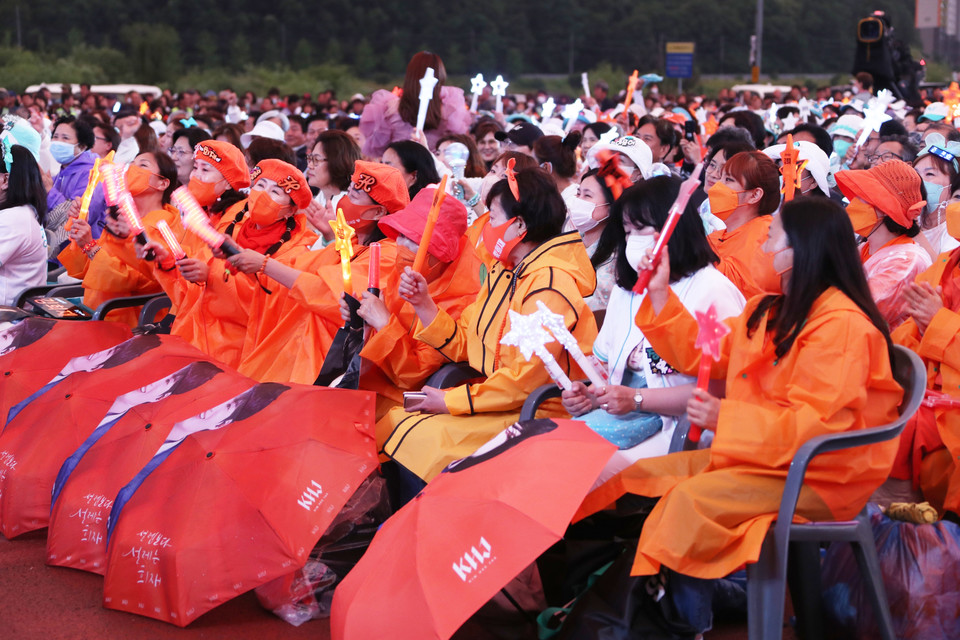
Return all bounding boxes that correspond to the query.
[343,292,363,330]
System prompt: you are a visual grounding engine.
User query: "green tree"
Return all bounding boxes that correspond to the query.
[119,23,182,84]
[354,38,376,77]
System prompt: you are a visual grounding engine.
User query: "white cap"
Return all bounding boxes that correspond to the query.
[588,135,653,179]
[256,110,290,132]
[240,120,285,148]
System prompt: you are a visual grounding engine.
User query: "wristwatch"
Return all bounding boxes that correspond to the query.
[633,390,644,411]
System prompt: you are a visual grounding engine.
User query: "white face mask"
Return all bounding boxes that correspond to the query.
[568,197,607,233]
[625,234,657,272]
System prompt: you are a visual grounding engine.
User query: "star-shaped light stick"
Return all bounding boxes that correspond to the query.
[541,97,556,121]
[689,303,731,443]
[415,67,438,134]
[534,301,605,388]
[332,208,356,294]
[469,74,486,113]
[598,128,619,146]
[779,134,808,203]
[78,157,103,221]
[500,310,572,390]
[781,113,799,133]
[562,99,583,133]
[490,75,509,114]
[855,89,894,150]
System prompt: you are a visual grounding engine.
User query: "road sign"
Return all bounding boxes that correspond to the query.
[665,42,695,79]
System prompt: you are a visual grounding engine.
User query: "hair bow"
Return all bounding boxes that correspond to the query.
[505,157,520,201]
[179,117,198,129]
[595,149,632,200]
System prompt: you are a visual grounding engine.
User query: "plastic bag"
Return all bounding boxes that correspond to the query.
[255,472,392,626]
[822,503,960,640]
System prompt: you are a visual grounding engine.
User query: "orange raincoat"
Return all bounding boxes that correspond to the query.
[577,287,902,579]
[59,205,185,327]
[891,250,960,514]
[707,215,772,300]
[380,232,598,481]
[153,214,316,368]
[359,237,482,419]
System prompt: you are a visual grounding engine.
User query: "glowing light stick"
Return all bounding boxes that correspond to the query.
[156,219,186,260]
[534,301,605,388]
[633,163,703,294]
[100,163,126,206]
[621,70,640,116]
[416,67,438,134]
[779,134,808,203]
[689,303,731,444]
[500,310,572,390]
[490,75,509,114]
[855,89,894,151]
[368,242,381,291]
[172,186,238,256]
[561,99,584,133]
[469,74,486,114]
[413,175,448,273]
[541,97,556,121]
[78,157,102,221]
[921,390,960,410]
[117,192,146,236]
[581,72,591,100]
[331,208,356,294]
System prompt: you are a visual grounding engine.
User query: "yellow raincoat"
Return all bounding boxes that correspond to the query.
[577,287,902,579]
[380,231,598,481]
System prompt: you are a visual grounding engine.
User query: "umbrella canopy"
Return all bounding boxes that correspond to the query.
[0,319,131,432]
[47,362,254,574]
[331,418,615,640]
[102,384,377,627]
[0,335,211,538]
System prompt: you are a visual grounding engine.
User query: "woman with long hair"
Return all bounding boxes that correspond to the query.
[359,51,471,158]
[0,142,47,306]
[571,197,903,637]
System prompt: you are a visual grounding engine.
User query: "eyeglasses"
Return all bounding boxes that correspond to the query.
[94,136,110,143]
[306,154,326,166]
[706,159,724,174]
[866,151,903,164]
[168,146,191,158]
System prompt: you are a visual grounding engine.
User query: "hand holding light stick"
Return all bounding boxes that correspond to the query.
[633,163,704,294]
[412,175,448,273]
[172,186,239,256]
[689,304,731,444]
[156,219,186,260]
[500,310,572,390]
[534,301,605,388]
[416,67,438,135]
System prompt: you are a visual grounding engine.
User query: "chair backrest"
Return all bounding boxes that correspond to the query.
[891,345,926,422]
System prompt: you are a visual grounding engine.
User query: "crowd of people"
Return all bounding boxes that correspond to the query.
[2,49,960,635]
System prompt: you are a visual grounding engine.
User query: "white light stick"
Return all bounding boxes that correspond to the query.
[416,67,438,134]
[581,72,591,100]
[856,89,894,149]
[534,301,605,388]
[500,310,572,390]
[598,128,620,145]
[469,74,486,114]
[490,75,509,114]
[781,113,799,132]
[561,99,584,133]
[541,97,556,121]
[798,97,811,123]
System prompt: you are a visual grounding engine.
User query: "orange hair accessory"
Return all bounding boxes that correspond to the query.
[595,149,633,200]
[505,157,520,201]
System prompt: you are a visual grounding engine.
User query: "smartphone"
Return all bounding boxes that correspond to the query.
[684,120,698,142]
[403,391,427,411]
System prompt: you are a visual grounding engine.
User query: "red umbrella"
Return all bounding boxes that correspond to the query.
[0,319,132,431]
[46,362,254,574]
[0,335,212,538]
[330,418,616,640]
[101,384,377,627]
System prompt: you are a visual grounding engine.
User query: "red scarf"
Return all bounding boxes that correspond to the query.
[235,217,295,254]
